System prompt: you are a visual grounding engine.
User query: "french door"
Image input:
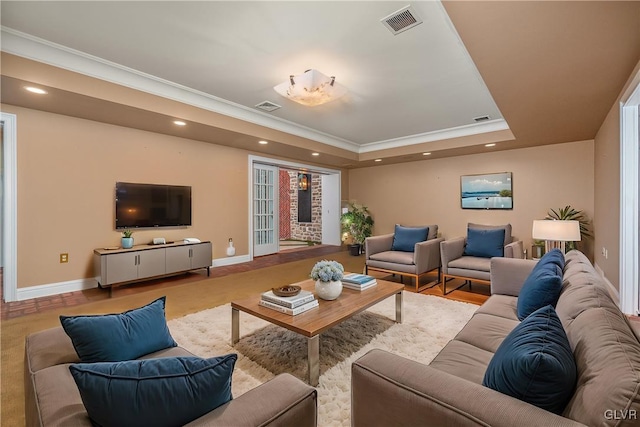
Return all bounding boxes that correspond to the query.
[253,164,279,256]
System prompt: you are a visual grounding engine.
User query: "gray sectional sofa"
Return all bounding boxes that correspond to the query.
[352,250,640,426]
[25,326,317,427]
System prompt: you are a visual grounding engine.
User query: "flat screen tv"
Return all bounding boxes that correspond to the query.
[115,182,192,229]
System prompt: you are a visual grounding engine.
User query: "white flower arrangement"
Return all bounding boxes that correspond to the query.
[310,260,344,282]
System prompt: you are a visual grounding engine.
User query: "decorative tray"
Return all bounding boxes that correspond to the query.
[272,285,301,297]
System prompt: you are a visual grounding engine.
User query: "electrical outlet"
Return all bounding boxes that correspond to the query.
[60,253,69,263]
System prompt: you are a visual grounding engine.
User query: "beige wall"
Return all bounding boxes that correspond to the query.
[6,105,253,289]
[594,59,640,289]
[348,140,595,261]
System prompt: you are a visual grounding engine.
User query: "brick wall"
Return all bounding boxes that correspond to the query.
[288,171,322,242]
[279,170,291,239]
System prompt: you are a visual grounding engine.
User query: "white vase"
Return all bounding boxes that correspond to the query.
[226,240,236,257]
[315,279,342,301]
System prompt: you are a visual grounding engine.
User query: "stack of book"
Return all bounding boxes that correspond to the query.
[259,289,319,315]
[342,273,377,291]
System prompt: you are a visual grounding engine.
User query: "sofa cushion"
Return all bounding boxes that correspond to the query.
[60,296,177,362]
[454,312,519,354]
[70,355,237,427]
[429,340,494,385]
[391,225,429,252]
[517,250,564,320]
[483,305,576,415]
[464,227,505,258]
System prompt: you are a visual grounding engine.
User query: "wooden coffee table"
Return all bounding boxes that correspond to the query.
[231,276,404,386]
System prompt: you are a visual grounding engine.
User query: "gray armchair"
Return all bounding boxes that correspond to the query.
[440,223,523,294]
[365,224,443,292]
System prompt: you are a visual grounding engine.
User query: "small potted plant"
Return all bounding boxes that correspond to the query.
[121,229,134,249]
[310,260,344,300]
[340,203,374,256]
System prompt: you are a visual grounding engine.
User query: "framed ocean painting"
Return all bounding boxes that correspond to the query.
[460,172,513,209]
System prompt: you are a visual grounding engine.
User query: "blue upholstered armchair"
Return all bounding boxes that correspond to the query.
[440,223,524,294]
[365,225,443,292]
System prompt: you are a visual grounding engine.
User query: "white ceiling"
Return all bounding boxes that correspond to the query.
[0,1,506,152]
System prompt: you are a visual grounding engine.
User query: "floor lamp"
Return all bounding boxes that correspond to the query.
[532,220,581,254]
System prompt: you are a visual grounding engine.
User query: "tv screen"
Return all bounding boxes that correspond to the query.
[115,182,192,229]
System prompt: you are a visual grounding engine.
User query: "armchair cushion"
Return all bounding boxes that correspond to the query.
[369,251,414,266]
[464,227,505,258]
[391,225,429,252]
[483,305,576,415]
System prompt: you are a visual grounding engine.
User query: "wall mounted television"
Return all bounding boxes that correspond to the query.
[115,182,192,229]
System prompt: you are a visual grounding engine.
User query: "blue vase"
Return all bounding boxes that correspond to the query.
[121,237,134,249]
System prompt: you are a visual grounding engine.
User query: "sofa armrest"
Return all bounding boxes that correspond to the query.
[490,257,537,296]
[504,240,524,259]
[365,234,394,259]
[352,349,586,427]
[185,373,317,427]
[440,237,465,274]
[414,237,443,274]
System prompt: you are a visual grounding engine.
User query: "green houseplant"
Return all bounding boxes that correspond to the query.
[340,203,374,256]
[545,205,592,252]
[121,229,134,249]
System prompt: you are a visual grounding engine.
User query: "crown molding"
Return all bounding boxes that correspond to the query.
[0,27,360,152]
[358,119,511,153]
[1,26,510,155]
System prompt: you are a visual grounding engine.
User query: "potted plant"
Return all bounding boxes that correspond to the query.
[121,229,134,249]
[340,203,374,256]
[546,205,592,251]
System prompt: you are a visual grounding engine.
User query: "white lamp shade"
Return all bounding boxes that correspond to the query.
[532,220,581,241]
[274,69,347,107]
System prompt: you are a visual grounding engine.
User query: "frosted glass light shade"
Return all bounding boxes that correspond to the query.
[274,69,347,107]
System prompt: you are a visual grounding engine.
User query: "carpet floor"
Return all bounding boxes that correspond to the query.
[168,292,478,426]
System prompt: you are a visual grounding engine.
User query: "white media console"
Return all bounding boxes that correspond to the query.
[94,241,212,296]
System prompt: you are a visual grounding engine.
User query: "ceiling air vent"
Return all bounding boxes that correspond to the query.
[381,5,423,35]
[255,101,281,112]
[473,115,491,123]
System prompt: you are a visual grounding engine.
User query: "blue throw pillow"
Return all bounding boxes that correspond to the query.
[464,227,505,258]
[391,225,429,252]
[516,249,564,320]
[70,355,237,427]
[60,296,177,362]
[483,305,576,415]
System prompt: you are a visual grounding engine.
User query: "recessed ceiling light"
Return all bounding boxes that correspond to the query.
[422,152,431,156]
[25,86,47,94]
[485,143,496,147]
[258,140,269,145]
[374,159,382,162]
[311,152,320,156]
[173,120,186,126]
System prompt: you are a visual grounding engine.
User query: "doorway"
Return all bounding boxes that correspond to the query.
[1,112,17,302]
[249,155,341,259]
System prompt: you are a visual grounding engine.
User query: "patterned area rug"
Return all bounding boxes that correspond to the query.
[168,292,478,426]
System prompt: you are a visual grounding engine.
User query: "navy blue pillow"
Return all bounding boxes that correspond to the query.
[464,227,505,258]
[483,305,576,415]
[517,249,564,320]
[70,355,237,427]
[391,225,429,252]
[60,296,177,362]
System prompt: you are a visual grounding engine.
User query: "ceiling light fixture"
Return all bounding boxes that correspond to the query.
[274,69,347,107]
[485,143,496,147]
[258,140,269,145]
[312,152,320,156]
[173,120,186,126]
[25,86,47,94]
[422,152,431,156]
[374,159,382,162]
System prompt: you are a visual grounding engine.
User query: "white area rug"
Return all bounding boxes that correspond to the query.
[168,292,478,426]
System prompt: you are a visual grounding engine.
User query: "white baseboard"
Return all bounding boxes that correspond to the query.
[16,278,99,301]
[594,262,620,305]
[212,254,251,267]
